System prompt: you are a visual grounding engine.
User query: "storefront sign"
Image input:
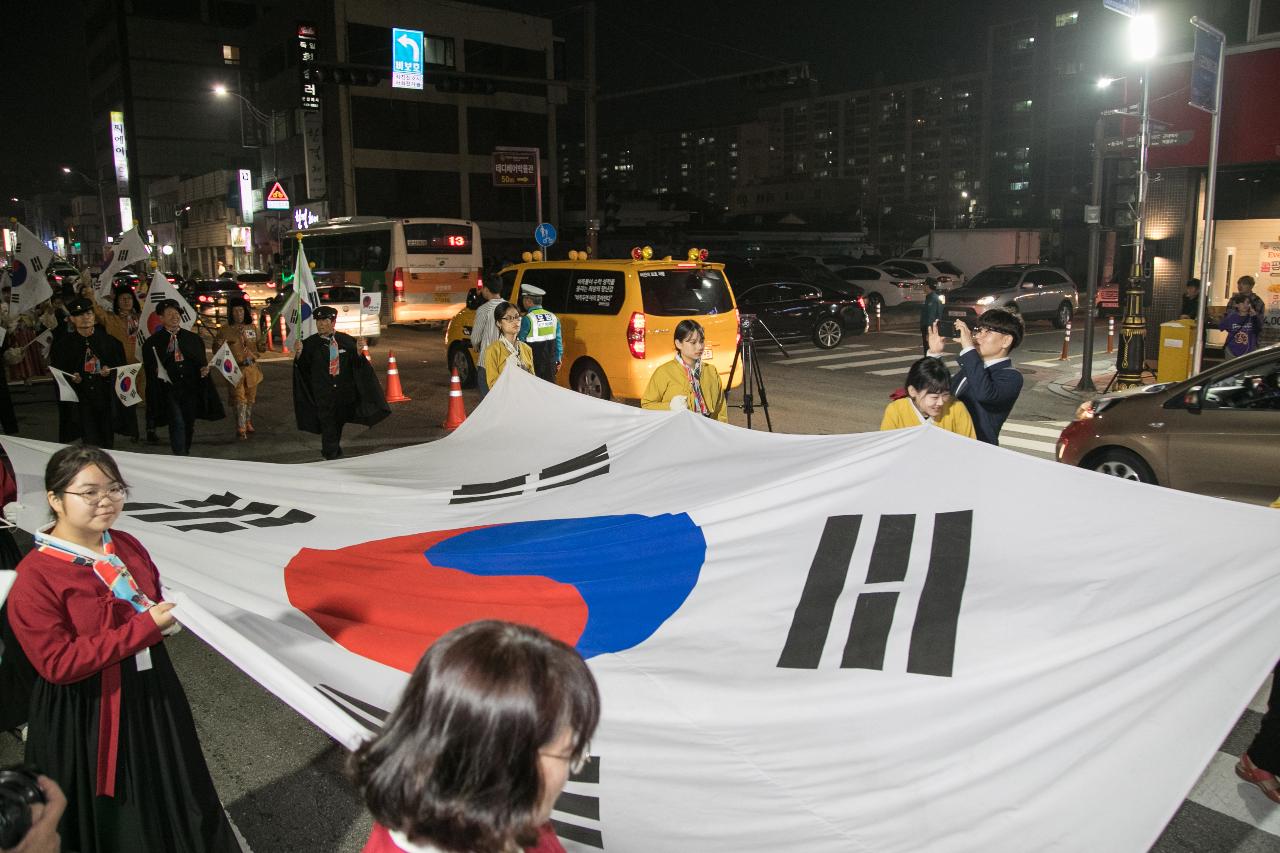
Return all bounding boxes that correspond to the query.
[239,169,255,224]
[292,202,328,230]
[1259,242,1280,339]
[109,111,133,228]
[298,22,320,111]
[302,110,327,199]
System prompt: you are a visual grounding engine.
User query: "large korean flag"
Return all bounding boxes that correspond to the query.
[97,227,150,298]
[284,241,321,351]
[139,269,196,335]
[4,368,1279,853]
[10,224,54,315]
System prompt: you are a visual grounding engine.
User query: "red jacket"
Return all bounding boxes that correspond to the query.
[7,529,165,795]
[361,822,566,853]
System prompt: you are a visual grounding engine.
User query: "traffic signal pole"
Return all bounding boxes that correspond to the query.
[1075,116,1105,392]
[1113,63,1152,390]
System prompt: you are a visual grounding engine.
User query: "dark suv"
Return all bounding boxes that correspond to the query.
[189,278,247,320]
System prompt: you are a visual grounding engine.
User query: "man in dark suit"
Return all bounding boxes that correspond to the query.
[293,306,390,459]
[142,299,222,455]
[48,297,126,447]
[926,308,1024,445]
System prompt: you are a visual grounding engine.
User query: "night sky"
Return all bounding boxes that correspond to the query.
[2,0,1025,203]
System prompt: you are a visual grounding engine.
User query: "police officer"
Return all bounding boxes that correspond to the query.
[293,305,389,460]
[48,297,125,447]
[517,284,562,383]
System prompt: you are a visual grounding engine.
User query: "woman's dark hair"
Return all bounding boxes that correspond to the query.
[227,299,253,325]
[674,319,705,344]
[493,301,519,329]
[45,443,129,496]
[112,288,138,314]
[350,620,600,852]
[905,357,952,396]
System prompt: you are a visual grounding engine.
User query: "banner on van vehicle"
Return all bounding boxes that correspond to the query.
[4,368,1279,853]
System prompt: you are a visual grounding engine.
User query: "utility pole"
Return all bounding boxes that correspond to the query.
[584,1,599,257]
[1190,17,1226,375]
[1076,117,1105,392]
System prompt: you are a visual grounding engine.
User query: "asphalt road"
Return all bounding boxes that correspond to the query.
[1,312,1275,852]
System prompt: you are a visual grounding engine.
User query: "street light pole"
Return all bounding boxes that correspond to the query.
[1076,116,1106,392]
[62,166,110,263]
[1191,16,1226,375]
[1114,16,1156,390]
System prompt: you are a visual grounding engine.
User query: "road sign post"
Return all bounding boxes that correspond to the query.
[1190,17,1226,375]
[534,223,557,251]
[391,28,424,90]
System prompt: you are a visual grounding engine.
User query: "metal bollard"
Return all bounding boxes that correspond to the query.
[1059,319,1072,360]
[1106,316,1115,354]
[875,301,882,332]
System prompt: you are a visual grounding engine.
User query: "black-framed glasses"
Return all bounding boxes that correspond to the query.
[62,485,128,504]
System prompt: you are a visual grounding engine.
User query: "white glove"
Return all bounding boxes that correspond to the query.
[669,395,687,412]
[2,502,24,523]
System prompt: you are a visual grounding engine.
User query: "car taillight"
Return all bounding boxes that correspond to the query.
[626,311,646,359]
[198,295,210,303]
[393,267,405,302]
[857,296,866,309]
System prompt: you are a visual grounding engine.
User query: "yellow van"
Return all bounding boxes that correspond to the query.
[445,255,741,400]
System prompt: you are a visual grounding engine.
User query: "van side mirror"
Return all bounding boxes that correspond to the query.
[1182,386,1203,413]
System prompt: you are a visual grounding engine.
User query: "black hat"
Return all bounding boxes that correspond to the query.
[66,297,95,316]
[155,298,182,315]
[314,305,338,320]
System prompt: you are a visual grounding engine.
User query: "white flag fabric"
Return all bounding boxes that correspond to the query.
[30,329,52,360]
[47,367,79,402]
[11,224,54,315]
[284,242,321,352]
[139,270,196,336]
[210,341,242,387]
[97,228,149,298]
[114,363,142,406]
[147,344,171,384]
[4,367,1280,853]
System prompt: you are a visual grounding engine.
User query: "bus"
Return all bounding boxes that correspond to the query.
[282,217,483,323]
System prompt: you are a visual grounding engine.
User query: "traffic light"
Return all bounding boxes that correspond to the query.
[313,64,388,87]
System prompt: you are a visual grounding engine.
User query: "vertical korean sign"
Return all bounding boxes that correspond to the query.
[1259,243,1280,342]
[391,28,424,90]
[239,169,255,224]
[109,111,133,230]
[298,22,320,111]
[1188,25,1224,114]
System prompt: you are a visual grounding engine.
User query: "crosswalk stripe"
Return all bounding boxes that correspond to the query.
[1186,751,1280,837]
[999,435,1057,455]
[1023,351,1113,368]
[820,354,922,371]
[777,348,881,365]
[1001,422,1065,439]
[868,362,958,376]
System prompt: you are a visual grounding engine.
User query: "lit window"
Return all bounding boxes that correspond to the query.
[1055,11,1079,27]
[222,45,240,64]
[1013,99,1034,112]
[1009,181,1029,191]
[1015,36,1036,50]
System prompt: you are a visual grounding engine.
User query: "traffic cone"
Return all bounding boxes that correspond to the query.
[1058,319,1072,360]
[264,317,276,352]
[384,351,411,403]
[361,340,371,362]
[442,368,467,431]
[279,314,290,355]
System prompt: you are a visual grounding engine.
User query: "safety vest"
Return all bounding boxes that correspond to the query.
[524,307,558,342]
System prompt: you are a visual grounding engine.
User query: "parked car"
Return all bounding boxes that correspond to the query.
[881,258,966,290]
[1095,282,1120,315]
[1056,344,1280,505]
[733,278,868,349]
[832,265,928,312]
[189,278,247,320]
[235,270,277,308]
[317,284,382,344]
[46,260,81,299]
[942,264,1079,329]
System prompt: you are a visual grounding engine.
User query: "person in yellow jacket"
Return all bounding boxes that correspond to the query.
[220,297,265,439]
[880,357,976,438]
[641,319,728,422]
[482,301,534,390]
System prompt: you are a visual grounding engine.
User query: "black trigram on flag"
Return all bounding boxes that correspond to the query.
[316,683,387,733]
[124,492,315,533]
[450,445,609,504]
[778,510,973,678]
[551,756,603,850]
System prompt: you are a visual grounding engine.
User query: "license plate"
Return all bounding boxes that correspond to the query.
[948,310,965,317]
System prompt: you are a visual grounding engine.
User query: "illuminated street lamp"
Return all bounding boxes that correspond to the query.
[1113,13,1157,390]
[60,165,110,261]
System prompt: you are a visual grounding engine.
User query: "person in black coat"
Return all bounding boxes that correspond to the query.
[293,306,390,459]
[925,307,1025,445]
[48,297,126,448]
[141,299,223,455]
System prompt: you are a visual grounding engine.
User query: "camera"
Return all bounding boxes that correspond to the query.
[936,315,967,339]
[0,765,46,848]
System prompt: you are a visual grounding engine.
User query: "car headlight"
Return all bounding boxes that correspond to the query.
[976,295,995,305]
[1073,398,1119,421]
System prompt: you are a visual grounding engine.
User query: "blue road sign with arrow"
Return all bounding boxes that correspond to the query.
[535,223,557,248]
[392,28,424,90]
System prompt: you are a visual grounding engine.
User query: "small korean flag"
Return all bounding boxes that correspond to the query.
[32,329,52,361]
[115,363,142,407]
[49,367,80,403]
[211,341,242,386]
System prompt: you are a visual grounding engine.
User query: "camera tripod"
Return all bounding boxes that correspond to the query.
[725,313,787,431]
